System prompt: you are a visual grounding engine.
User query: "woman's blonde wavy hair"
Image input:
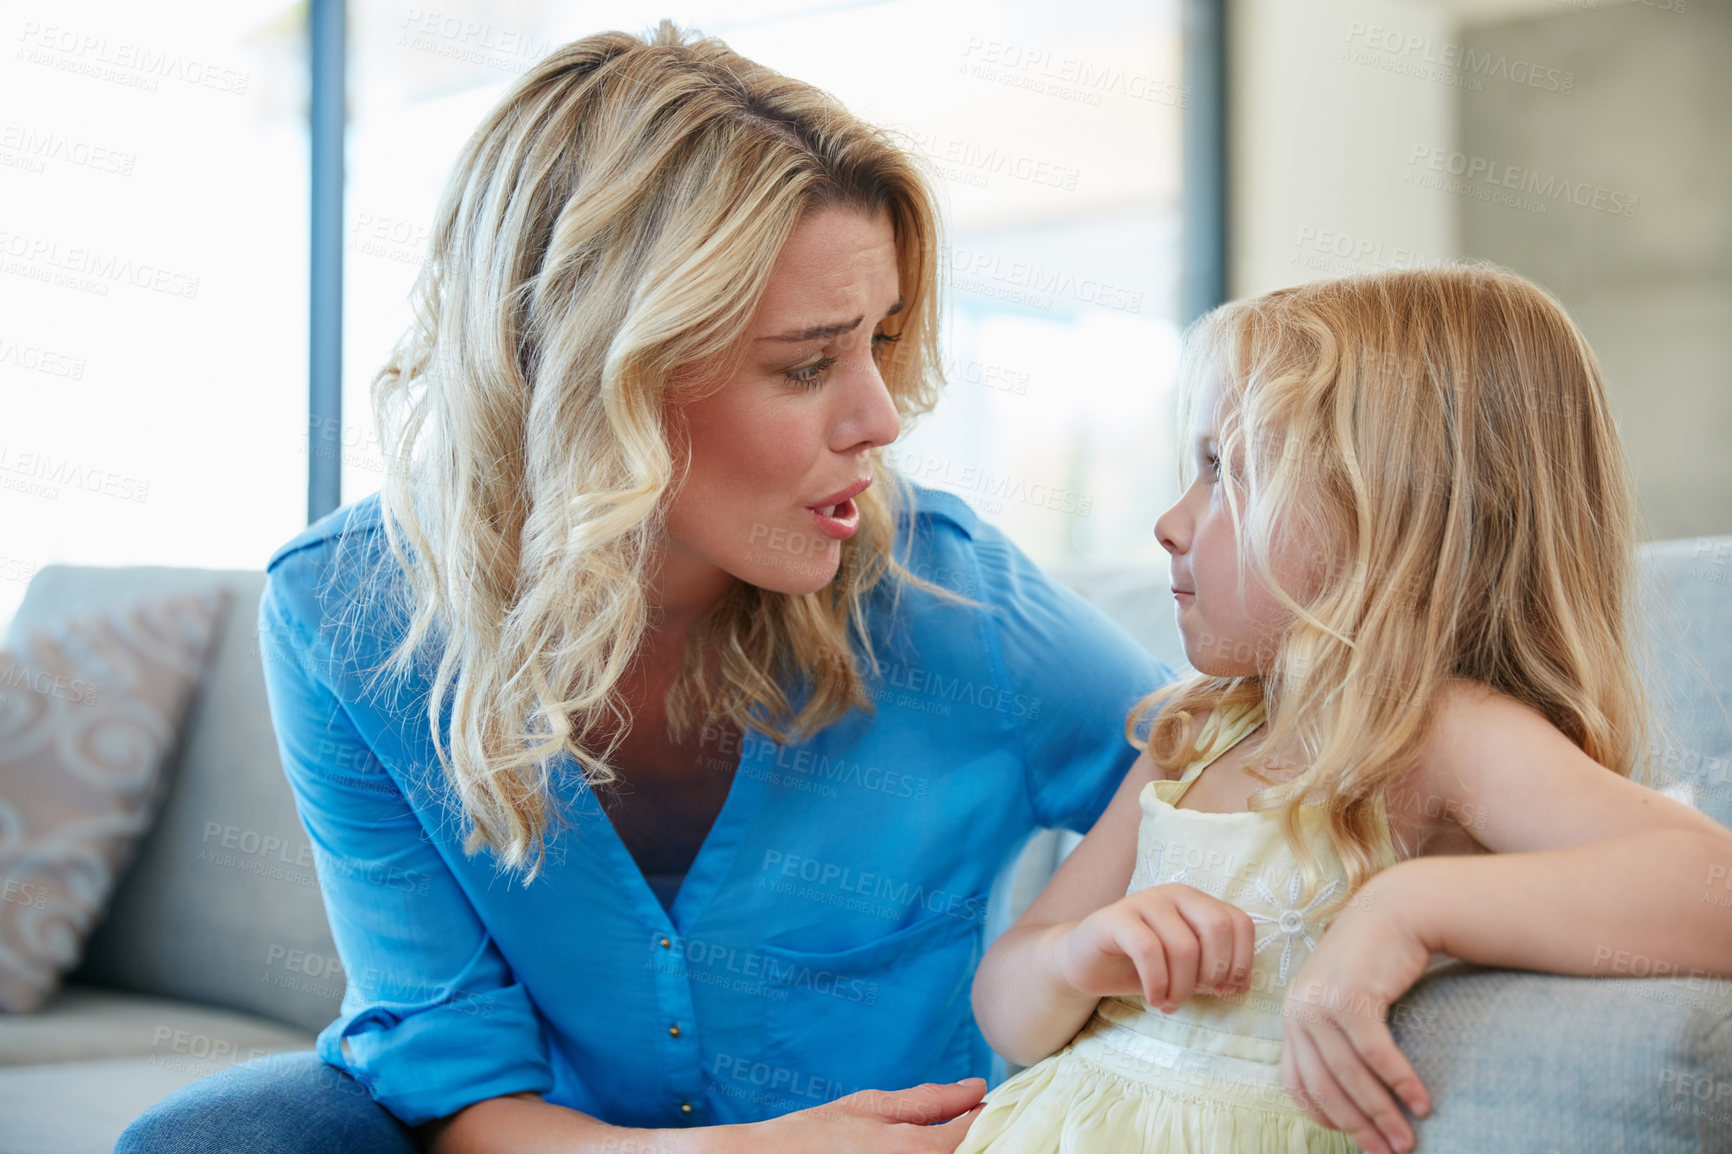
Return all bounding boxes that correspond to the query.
[365,21,948,878]
[1130,264,1653,915]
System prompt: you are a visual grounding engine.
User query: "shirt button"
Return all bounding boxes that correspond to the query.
[659,937,672,949]
[668,1024,682,1037]
[680,1101,693,1114]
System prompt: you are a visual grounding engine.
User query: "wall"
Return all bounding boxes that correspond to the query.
[1460,1,1732,540]
[1228,0,1458,299]
[1227,0,1731,541]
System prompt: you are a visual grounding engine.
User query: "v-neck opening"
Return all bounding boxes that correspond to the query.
[580,737,751,934]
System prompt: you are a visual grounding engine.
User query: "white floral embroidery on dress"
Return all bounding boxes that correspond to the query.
[1132,838,1239,899]
[1246,869,1341,983]
[1166,863,1228,898]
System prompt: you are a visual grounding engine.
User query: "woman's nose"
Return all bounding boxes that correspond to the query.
[837,354,902,452]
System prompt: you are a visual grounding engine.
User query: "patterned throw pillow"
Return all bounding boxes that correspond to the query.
[0,589,229,1012]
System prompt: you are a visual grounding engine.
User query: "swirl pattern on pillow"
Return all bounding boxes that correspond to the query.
[0,589,228,1012]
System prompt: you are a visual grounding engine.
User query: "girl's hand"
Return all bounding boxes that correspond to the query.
[1053,883,1258,1012]
[743,1079,987,1153]
[1280,896,1434,1154]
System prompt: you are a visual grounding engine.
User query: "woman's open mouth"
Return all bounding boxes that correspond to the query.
[807,479,871,540]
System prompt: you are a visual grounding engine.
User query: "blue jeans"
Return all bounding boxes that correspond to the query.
[115,1050,421,1153]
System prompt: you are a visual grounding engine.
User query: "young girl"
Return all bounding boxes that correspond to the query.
[959,265,1732,1154]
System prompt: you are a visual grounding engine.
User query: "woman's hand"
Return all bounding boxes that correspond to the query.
[1280,892,1434,1154]
[1052,883,1257,1012]
[740,1079,987,1153]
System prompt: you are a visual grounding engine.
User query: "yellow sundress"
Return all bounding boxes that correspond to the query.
[957,700,1360,1153]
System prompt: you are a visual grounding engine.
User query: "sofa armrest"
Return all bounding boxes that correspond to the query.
[1391,962,1732,1151]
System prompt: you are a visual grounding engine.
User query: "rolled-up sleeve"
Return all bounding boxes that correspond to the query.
[258,561,554,1126]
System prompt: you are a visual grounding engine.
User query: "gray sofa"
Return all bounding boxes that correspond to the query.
[2,537,1730,1153]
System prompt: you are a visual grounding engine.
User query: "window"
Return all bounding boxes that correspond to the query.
[1,0,1194,632]
[342,0,1187,566]
[0,1,308,626]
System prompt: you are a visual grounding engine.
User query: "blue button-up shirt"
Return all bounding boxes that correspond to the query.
[258,484,1170,1129]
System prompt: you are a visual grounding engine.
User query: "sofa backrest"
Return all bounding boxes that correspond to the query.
[1639,537,1732,826]
[5,566,341,1034]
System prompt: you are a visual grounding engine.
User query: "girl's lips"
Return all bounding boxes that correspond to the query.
[808,497,861,540]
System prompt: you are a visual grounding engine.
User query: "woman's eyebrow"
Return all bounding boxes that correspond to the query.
[762,316,862,343]
[758,297,905,343]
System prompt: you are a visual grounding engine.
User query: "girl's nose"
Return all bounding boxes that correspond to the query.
[1154,499,1189,556]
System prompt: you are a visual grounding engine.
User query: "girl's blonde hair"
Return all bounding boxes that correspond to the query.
[1131,264,1650,911]
[364,21,946,877]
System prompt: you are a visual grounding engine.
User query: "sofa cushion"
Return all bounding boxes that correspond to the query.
[0,589,227,1012]
[0,985,315,1154]
[0,981,313,1067]
[0,1046,349,1154]
[0,1058,215,1154]
[4,567,341,1034]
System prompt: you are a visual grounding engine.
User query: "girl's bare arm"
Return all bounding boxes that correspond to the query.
[971,749,1165,1064]
[1371,681,1732,978]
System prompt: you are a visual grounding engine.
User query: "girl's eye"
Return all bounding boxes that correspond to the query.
[1204,452,1222,482]
[785,355,838,389]
[871,331,901,357]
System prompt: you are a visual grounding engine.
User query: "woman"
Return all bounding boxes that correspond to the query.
[119,21,1168,1154]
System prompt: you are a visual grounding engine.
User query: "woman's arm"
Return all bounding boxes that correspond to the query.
[419,1082,991,1154]
[972,747,1257,1065]
[258,574,559,1121]
[418,1093,651,1154]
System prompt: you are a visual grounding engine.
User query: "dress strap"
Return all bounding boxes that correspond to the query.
[1168,700,1266,804]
